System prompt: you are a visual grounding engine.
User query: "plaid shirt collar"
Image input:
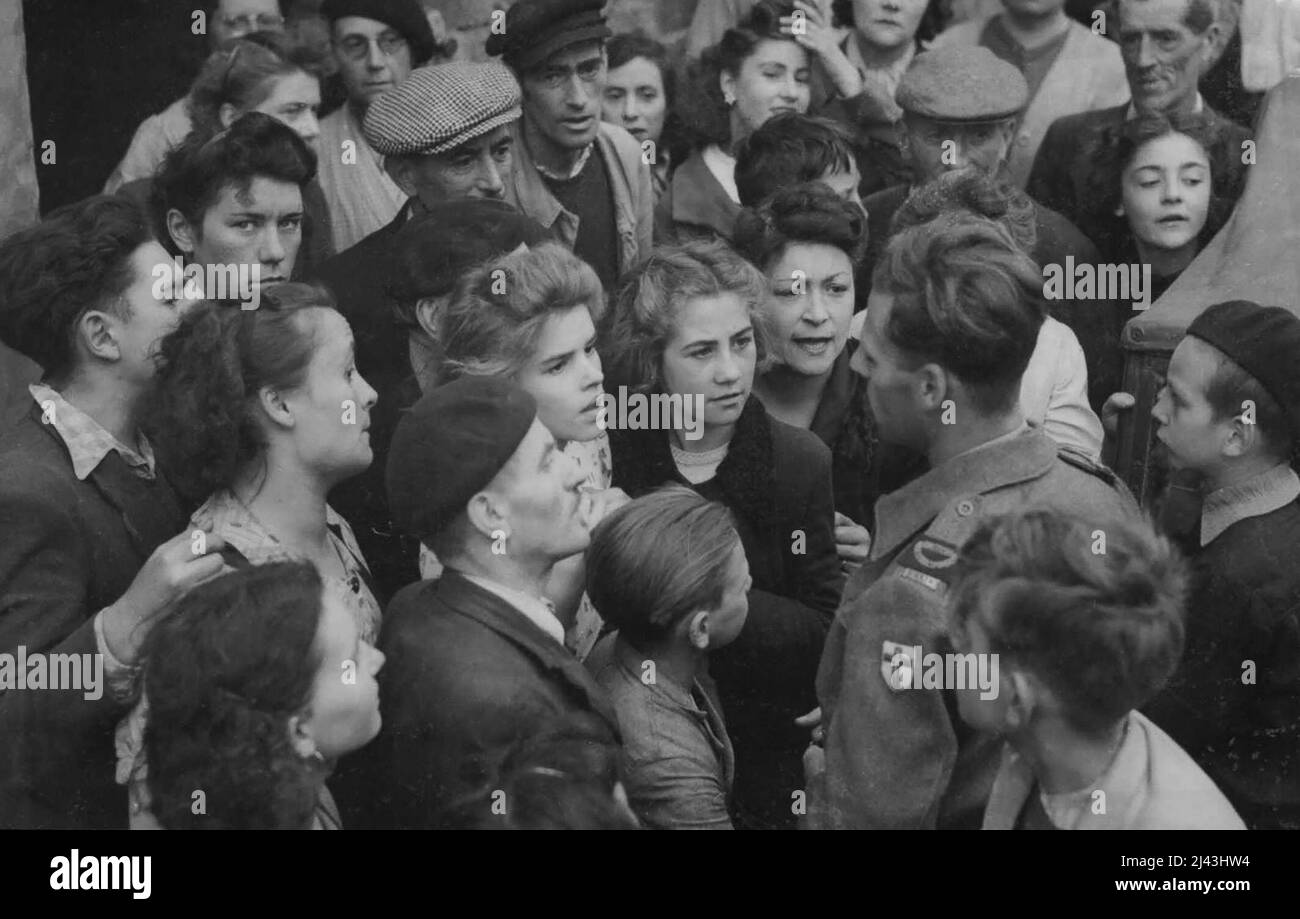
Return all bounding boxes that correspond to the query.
[29,383,156,481]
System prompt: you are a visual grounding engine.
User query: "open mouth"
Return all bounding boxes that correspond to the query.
[792,336,835,356]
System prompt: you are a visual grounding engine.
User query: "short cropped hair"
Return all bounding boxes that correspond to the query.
[733,181,868,272]
[891,169,1038,255]
[950,508,1188,736]
[1117,0,1217,34]
[873,214,1046,413]
[604,237,770,393]
[734,112,856,208]
[188,32,328,138]
[586,486,741,648]
[0,195,152,379]
[438,241,605,384]
[1202,344,1295,461]
[152,111,316,255]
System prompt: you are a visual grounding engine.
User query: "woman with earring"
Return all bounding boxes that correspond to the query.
[656,0,813,242]
[142,561,385,829]
[117,282,382,827]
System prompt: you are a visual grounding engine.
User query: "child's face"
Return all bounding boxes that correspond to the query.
[1151,336,1234,475]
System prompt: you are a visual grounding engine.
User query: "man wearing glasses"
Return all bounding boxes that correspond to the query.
[317,0,443,252]
[486,0,652,293]
[104,0,287,192]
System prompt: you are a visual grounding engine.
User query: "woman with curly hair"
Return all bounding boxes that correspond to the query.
[602,236,841,831]
[733,181,925,569]
[657,0,813,241]
[118,282,380,826]
[143,560,385,829]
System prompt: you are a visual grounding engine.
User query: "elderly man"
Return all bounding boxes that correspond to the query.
[486,0,652,293]
[333,376,619,828]
[103,0,289,192]
[805,211,1137,829]
[314,61,525,599]
[929,0,1130,188]
[315,0,443,251]
[1027,0,1252,258]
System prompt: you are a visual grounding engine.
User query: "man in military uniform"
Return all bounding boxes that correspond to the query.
[805,210,1138,829]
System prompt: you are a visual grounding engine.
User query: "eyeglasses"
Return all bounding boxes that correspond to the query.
[533,57,606,90]
[219,13,285,32]
[336,31,408,60]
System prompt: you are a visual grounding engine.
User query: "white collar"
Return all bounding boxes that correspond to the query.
[1125,93,1204,121]
[462,573,566,646]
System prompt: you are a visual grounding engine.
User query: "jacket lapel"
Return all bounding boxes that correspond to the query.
[437,573,618,733]
[670,152,740,238]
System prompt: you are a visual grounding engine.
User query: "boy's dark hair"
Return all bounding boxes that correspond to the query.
[734,112,856,207]
[152,111,316,256]
[950,508,1187,736]
[0,195,152,379]
[873,213,1046,414]
[1203,347,1295,462]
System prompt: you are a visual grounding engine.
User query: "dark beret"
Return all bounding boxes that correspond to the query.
[387,376,538,541]
[1187,300,1300,442]
[897,46,1028,123]
[485,0,611,72]
[321,0,438,65]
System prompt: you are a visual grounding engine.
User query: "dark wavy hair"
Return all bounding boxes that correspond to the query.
[143,560,329,829]
[145,282,333,502]
[187,31,329,138]
[440,712,638,830]
[0,195,151,379]
[605,30,692,166]
[1086,111,1219,226]
[680,0,801,148]
[734,112,857,207]
[734,180,869,271]
[152,111,316,257]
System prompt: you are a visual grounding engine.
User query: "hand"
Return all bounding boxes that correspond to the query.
[1101,391,1136,438]
[834,511,871,571]
[781,0,862,97]
[795,705,824,745]
[101,523,228,664]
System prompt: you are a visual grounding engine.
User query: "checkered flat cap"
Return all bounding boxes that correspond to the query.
[363,62,522,156]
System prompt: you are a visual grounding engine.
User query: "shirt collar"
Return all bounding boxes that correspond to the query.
[1200,463,1300,546]
[611,634,705,712]
[1126,93,1204,121]
[29,383,155,481]
[1036,713,1146,829]
[461,573,566,646]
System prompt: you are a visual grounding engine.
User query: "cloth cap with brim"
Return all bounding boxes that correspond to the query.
[364,62,522,156]
[321,0,438,65]
[1186,299,1300,442]
[897,45,1028,123]
[485,0,611,73]
[387,376,538,541]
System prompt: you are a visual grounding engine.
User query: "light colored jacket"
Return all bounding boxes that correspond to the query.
[932,17,1130,188]
[505,120,653,277]
[1020,316,1104,459]
[983,711,1246,829]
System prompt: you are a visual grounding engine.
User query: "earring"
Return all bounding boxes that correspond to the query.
[723,92,735,106]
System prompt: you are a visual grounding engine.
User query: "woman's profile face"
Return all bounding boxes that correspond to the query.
[1120,131,1211,254]
[514,304,605,444]
[299,587,385,760]
[660,292,758,433]
[721,39,811,140]
[760,241,855,378]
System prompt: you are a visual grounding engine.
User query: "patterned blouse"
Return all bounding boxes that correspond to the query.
[115,491,381,827]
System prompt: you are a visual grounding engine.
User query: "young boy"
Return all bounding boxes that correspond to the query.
[1143,299,1300,830]
[584,486,752,830]
[949,507,1244,829]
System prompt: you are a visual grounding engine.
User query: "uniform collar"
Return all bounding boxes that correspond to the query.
[29,383,155,481]
[1200,462,1300,546]
[870,425,1053,559]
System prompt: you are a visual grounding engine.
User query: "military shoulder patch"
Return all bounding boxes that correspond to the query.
[880,640,916,692]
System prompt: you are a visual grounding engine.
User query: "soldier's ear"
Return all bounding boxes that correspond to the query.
[1003,670,1038,732]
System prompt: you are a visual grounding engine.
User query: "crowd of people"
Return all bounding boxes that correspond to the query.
[0,0,1296,831]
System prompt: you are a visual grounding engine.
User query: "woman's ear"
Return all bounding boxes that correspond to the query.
[218,102,238,131]
[719,69,737,107]
[1003,670,1039,732]
[286,713,316,761]
[686,610,710,651]
[76,310,123,364]
[414,296,445,340]
[166,208,197,256]
[1114,201,1126,218]
[258,385,296,430]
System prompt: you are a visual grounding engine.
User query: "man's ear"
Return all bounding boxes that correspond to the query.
[1223,410,1260,459]
[414,297,444,340]
[385,156,419,198]
[1003,669,1038,732]
[257,385,295,431]
[218,102,238,130]
[685,610,710,651]
[1200,21,1223,68]
[465,488,509,543]
[166,208,198,256]
[76,310,123,364]
[915,363,948,412]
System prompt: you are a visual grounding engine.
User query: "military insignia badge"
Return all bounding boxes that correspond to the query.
[881,640,916,691]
